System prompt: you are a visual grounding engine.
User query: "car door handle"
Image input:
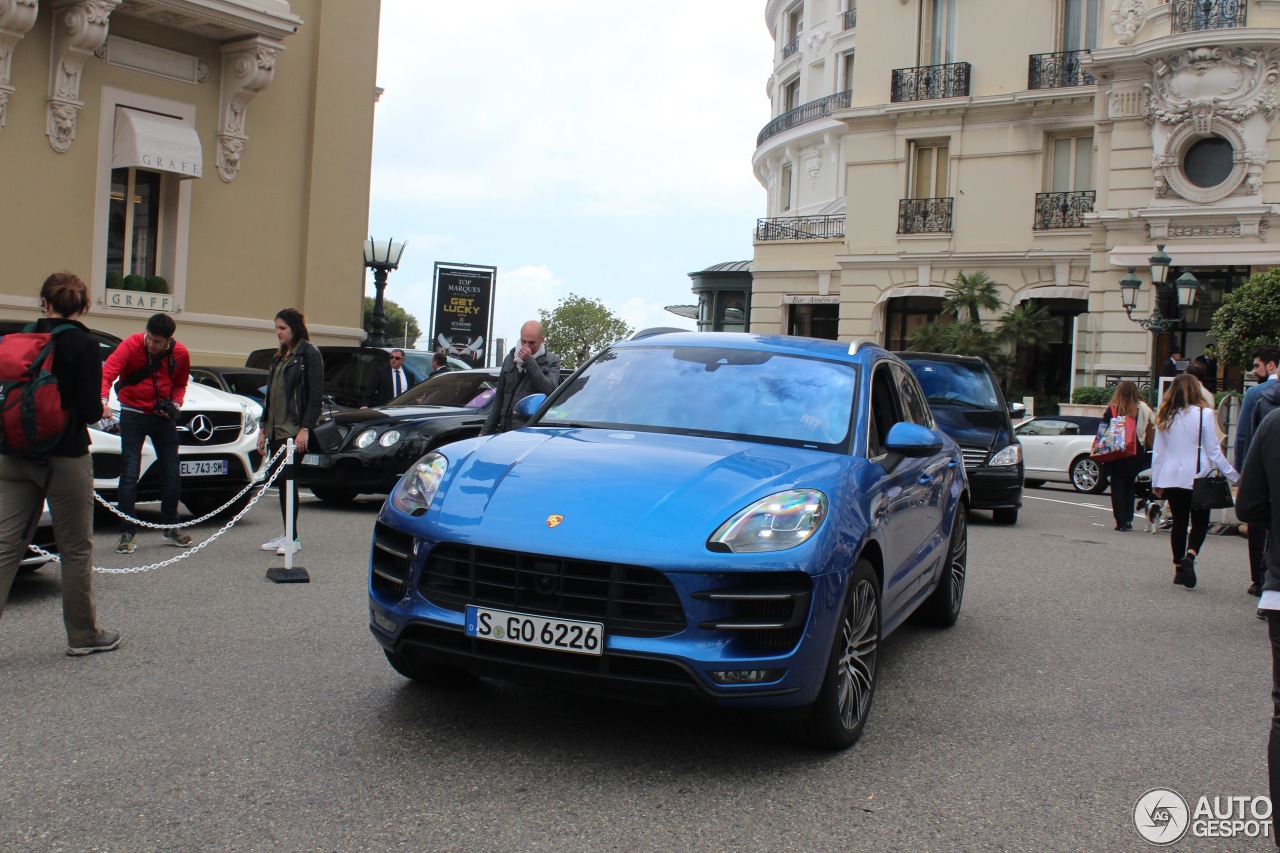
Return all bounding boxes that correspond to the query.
[918,474,933,484]
[946,460,959,469]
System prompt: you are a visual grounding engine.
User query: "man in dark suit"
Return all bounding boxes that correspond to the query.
[1160,350,1182,378]
[361,349,419,408]
[429,351,452,378]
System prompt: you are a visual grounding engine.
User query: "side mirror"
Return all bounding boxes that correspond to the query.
[884,421,944,457]
[514,394,547,420]
[1009,402,1027,419]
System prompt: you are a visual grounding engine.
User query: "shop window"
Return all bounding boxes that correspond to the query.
[788,303,838,340]
[885,295,946,351]
[107,168,162,279]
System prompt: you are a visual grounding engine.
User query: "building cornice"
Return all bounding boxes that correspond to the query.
[113,0,301,41]
[833,250,1090,269]
[1083,28,1280,77]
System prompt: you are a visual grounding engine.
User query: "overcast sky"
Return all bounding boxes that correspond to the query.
[365,1,773,356]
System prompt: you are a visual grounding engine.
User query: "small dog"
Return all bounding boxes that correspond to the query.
[1136,498,1166,533]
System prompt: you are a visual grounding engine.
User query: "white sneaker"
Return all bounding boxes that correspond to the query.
[276,538,302,556]
[260,535,286,551]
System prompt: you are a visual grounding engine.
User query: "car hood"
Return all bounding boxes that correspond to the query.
[327,404,475,427]
[426,428,848,565]
[927,405,1009,451]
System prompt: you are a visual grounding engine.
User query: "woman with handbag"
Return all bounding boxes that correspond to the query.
[1152,373,1239,588]
[1103,380,1155,531]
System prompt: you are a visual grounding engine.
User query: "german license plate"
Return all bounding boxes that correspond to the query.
[464,605,603,656]
[302,454,320,466]
[180,460,228,476]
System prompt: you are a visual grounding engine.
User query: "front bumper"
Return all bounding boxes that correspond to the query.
[965,465,1023,510]
[367,521,847,711]
[297,445,423,493]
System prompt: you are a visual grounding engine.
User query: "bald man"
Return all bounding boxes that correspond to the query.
[481,320,563,434]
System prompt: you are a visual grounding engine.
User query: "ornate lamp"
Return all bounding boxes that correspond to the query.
[362,237,407,347]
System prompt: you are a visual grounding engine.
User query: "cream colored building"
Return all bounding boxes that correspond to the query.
[753,0,1280,403]
[0,0,380,363]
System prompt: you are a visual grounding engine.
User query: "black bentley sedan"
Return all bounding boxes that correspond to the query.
[299,368,500,503]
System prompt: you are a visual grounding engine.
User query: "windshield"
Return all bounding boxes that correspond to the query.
[392,371,498,409]
[906,359,1002,410]
[538,346,856,451]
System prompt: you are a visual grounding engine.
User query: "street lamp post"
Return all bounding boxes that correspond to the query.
[1118,243,1202,394]
[362,237,407,348]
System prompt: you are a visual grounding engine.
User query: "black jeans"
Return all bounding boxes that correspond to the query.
[269,438,300,538]
[1164,487,1209,564]
[1251,525,1270,587]
[1266,613,1280,845]
[1107,453,1145,527]
[118,409,181,534]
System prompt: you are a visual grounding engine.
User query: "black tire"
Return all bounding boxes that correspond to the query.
[801,559,880,750]
[1024,479,1045,488]
[921,509,967,627]
[1070,455,1106,494]
[992,507,1018,525]
[310,486,359,504]
[383,648,478,687]
[183,490,252,519]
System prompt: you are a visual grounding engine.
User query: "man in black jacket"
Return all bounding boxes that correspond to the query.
[1235,406,1280,846]
[481,321,562,434]
[361,349,420,408]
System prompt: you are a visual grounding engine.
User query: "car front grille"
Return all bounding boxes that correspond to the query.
[693,572,812,652]
[959,445,989,470]
[176,411,243,447]
[419,544,687,638]
[371,522,413,599]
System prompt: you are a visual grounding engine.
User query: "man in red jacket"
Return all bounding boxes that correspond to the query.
[100,313,192,553]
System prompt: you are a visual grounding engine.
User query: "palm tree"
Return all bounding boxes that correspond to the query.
[943,271,1004,324]
[996,302,1056,395]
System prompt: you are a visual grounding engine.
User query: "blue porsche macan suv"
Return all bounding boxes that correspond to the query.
[368,331,969,749]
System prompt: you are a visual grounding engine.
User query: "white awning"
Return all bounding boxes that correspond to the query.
[1012,285,1089,304]
[112,109,202,178]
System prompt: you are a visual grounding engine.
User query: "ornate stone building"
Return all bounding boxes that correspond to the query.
[0,0,381,362]
[752,0,1280,403]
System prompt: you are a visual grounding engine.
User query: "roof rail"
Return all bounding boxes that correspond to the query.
[847,339,875,356]
[628,327,689,341]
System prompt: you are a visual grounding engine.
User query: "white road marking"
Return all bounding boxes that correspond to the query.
[1023,494,1110,511]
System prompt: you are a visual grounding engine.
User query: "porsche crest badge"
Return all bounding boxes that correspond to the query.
[546,515,564,528]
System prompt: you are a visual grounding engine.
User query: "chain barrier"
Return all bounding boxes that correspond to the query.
[26,442,294,575]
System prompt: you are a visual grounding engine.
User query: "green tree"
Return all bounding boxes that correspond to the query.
[1208,267,1280,369]
[942,271,1003,324]
[539,293,634,370]
[363,296,422,347]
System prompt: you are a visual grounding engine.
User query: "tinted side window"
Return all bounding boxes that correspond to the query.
[893,364,932,427]
[868,363,904,458]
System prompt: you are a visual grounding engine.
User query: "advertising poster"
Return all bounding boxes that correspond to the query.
[430,263,496,369]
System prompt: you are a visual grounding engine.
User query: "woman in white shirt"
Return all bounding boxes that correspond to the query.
[1152,374,1240,588]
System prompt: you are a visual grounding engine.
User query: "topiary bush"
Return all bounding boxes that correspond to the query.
[1071,386,1112,405]
[145,275,168,294]
[123,274,146,291]
[105,271,125,290]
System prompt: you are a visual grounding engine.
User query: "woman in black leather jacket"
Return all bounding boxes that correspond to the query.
[257,308,323,556]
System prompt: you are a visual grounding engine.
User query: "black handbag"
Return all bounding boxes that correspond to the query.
[1191,415,1234,510]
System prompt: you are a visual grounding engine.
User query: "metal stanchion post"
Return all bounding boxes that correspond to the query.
[267,436,310,583]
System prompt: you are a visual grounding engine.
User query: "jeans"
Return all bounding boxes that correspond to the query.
[118,409,181,534]
[1164,487,1209,564]
[1251,525,1270,587]
[1107,453,1145,527]
[269,438,300,538]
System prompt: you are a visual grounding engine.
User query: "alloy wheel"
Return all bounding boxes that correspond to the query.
[1072,457,1100,492]
[836,578,880,731]
[948,512,967,613]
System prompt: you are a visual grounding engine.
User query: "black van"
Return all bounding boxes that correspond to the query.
[900,352,1025,524]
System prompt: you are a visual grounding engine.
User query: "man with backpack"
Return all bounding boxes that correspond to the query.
[100,313,192,553]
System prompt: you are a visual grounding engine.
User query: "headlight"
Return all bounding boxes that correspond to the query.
[379,429,401,447]
[989,444,1022,467]
[242,407,258,436]
[354,429,377,449]
[390,453,448,515]
[708,489,828,553]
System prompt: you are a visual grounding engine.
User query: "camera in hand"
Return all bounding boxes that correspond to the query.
[156,399,180,419]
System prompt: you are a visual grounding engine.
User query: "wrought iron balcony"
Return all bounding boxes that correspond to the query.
[782,36,799,59]
[898,198,953,234]
[756,215,846,241]
[844,9,857,30]
[1033,190,1095,230]
[1028,50,1095,90]
[1171,0,1246,32]
[890,62,970,103]
[757,90,852,146]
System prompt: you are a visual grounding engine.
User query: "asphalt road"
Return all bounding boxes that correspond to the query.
[0,484,1270,852]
